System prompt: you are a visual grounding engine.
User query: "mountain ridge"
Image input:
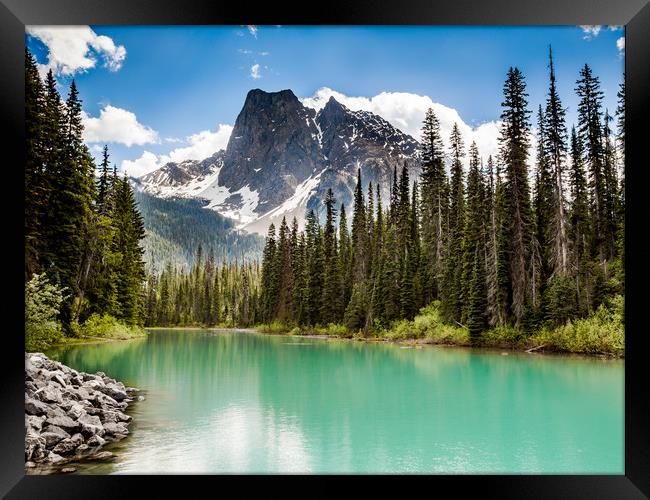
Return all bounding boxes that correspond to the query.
[138,88,421,235]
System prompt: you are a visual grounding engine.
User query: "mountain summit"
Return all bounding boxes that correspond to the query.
[139,89,421,234]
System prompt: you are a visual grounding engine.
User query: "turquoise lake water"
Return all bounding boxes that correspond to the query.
[45,329,624,474]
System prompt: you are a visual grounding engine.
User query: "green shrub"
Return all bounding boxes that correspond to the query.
[257,321,290,334]
[323,323,348,337]
[481,325,526,347]
[425,323,470,345]
[381,302,469,345]
[25,273,67,351]
[531,295,624,356]
[80,313,145,339]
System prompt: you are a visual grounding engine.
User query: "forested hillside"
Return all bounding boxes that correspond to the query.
[131,187,265,273]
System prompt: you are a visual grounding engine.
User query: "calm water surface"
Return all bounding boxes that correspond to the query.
[45,329,623,474]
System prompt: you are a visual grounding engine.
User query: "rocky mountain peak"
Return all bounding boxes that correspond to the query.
[139,88,422,235]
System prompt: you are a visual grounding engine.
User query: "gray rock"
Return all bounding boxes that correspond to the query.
[101,410,131,424]
[25,433,46,461]
[25,397,50,416]
[52,438,78,455]
[76,443,89,453]
[50,372,68,388]
[36,385,62,404]
[46,452,66,464]
[25,414,47,433]
[45,405,67,419]
[84,379,104,391]
[67,402,86,420]
[46,415,80,433]
[70,433,84,446]
[87,434,106,447]
[103,421,129,436]
[90,451,114,460]
[84,406,102,416]
[76,387,93,401]
[78,413,104,437]
[96,393,119,408]
[98,384,128,402]
[61,467,76,473]
[40,427,70,448]
[25,461,36,468]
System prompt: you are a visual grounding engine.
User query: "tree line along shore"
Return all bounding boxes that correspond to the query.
[25,47,624,357]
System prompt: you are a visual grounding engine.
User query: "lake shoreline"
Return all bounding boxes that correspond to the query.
[135,326,622,360]
[50,326,622,360]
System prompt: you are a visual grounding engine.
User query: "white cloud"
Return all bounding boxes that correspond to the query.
[121,151,160,178]
[609,25,623,31]
[302,87,502,165]
[122,124,233,177]
[247,25,258,38]
[82,105,159,146]
[579,25,602,39]
[238,49,252,54]
[259,51,270,56]
[26,25,126,77]
[616,36,625,55]
[250,63,261,79]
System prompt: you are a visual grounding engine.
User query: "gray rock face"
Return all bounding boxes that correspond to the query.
[218,89,327,211]
[24,353,139,472]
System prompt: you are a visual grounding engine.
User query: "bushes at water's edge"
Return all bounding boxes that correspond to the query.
[253,298,624,357]
[25,273,67,351]
[26,273,145,351]
[71,313,146,340]
[529,295,624,356]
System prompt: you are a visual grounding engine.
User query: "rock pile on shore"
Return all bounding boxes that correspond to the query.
[25,352,141,469]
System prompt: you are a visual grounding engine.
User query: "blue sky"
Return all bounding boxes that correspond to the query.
[26,25,624,176]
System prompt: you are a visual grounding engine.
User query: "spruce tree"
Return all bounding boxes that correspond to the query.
[260,224,278,322]
[351,169,367,284]
[442,123,465,322]
[275,217,293,322]
[576,64,606,261]
[418,108,448,304]
[544,46,570,276]
[321,190,342,323]
[499,67,534,326]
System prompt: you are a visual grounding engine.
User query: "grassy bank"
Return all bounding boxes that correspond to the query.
[27,313,147,351]
[256,297,625,358]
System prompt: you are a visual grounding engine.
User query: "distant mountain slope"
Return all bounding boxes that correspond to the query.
[139,89,421,235]
[132,187,265,273]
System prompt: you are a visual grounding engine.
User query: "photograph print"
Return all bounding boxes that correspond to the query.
[24,24,625,475]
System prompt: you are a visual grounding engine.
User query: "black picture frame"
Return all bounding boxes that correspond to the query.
[2,0,648,497]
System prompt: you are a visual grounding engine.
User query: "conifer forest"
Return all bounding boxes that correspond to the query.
[25,47,625,354]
